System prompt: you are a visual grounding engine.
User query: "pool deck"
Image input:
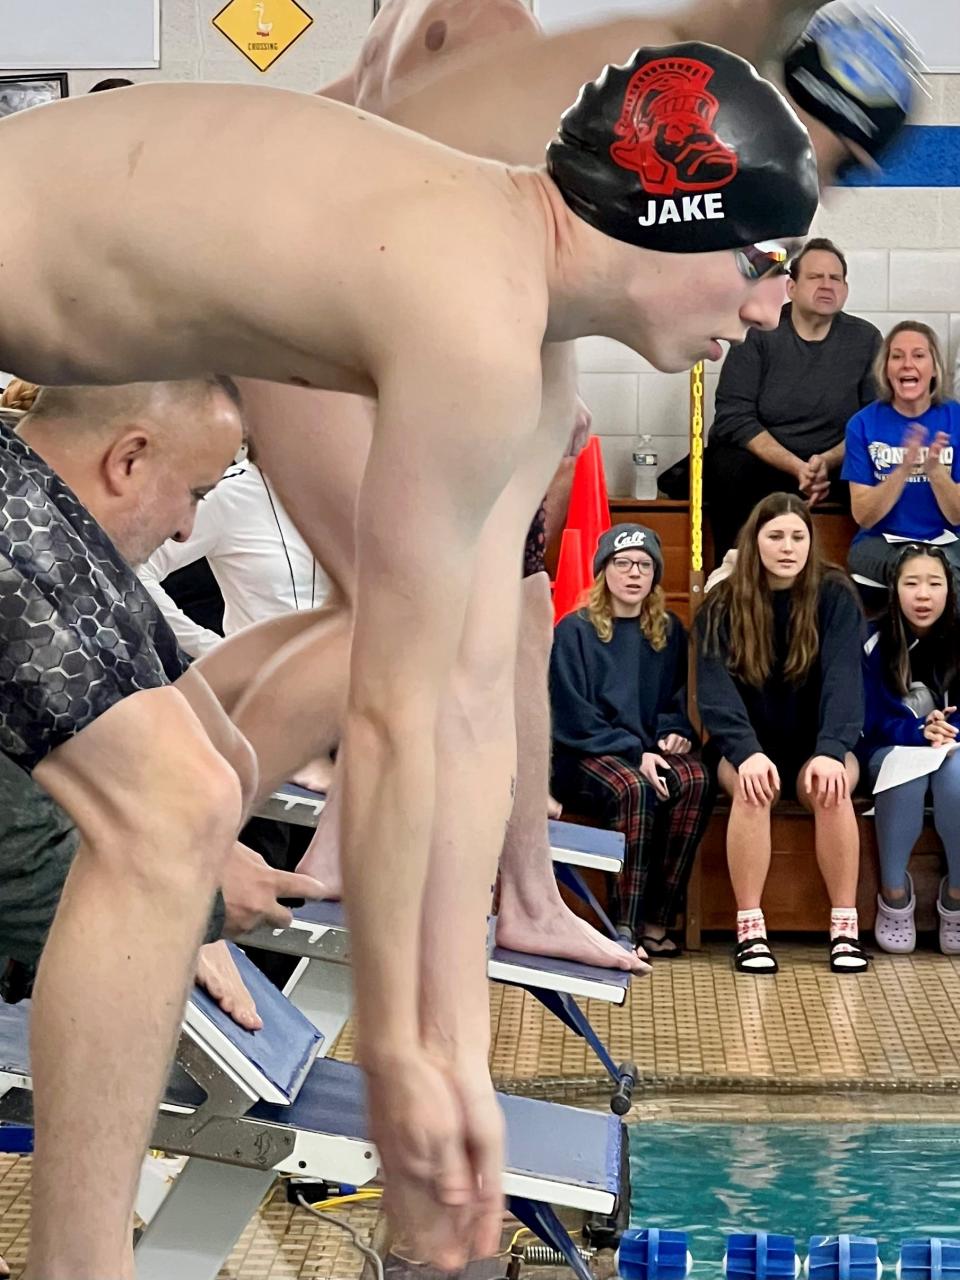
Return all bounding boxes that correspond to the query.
[3,940,959,1277]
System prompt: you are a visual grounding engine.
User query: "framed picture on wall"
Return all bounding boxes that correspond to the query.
[0,73,68,119]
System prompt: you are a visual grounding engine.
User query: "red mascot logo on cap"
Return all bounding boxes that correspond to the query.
[611,56,739,197]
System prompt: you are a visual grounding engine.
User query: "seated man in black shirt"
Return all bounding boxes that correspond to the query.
[704,238,881,560]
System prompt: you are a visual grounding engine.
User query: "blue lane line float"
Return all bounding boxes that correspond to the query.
[725,1232,801,1279]
[617,1228,692,1280]
[897,1239,960,1280]
[806,1235,883,1280]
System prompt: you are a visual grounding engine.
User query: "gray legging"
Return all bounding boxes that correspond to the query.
[869,746,960,893]
[849,535,960,591]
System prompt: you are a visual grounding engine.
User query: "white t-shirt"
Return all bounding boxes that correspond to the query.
[138,461,329,657]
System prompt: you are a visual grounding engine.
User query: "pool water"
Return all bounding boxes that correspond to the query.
[629,1122,960,1271]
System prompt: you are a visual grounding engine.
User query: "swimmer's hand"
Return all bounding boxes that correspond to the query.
[195,940,263,1032]
[220,841,326,935]
[784,3,923,170]
[366,1049,504,1271]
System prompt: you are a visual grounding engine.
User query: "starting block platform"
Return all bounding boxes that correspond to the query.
[0,944,626,1280]
[243,898,631,1007]
[241,899,638,1115]
[258,783,625,873]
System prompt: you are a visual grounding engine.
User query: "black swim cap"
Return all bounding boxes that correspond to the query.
[546,43,819,254]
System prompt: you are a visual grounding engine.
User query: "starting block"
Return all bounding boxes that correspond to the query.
[258,783,624,873]
[259,781,624,937]
[242,898,638,1115]
[0,944,628,1280]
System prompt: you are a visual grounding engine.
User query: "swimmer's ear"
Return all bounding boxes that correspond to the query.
[102,428,151,494]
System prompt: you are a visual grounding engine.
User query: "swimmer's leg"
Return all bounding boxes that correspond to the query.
[26,689,244,1280]
[495,573,649,973]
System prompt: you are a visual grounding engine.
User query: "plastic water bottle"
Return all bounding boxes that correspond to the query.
[633,434,659,501]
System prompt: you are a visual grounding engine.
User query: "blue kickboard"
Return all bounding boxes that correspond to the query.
[189,944,322,1103]
[252,1057,622,1195]
[548,819,624,860]
[490,945,631,992]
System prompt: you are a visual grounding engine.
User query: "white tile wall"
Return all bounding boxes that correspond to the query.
[66,0,365,94]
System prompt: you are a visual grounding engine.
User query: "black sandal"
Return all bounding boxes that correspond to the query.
[829,935,870,974]
[640,933,682,958]
[734,937,779,974]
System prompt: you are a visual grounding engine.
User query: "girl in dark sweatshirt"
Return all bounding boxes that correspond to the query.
[696,493,865,975]
[861,543,960,955]
[550,524,712,955]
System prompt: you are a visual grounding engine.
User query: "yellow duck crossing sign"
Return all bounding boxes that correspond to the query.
[212,0,313,72]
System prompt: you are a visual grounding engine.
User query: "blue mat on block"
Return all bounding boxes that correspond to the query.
[297,899,346,929]
[0,1000,30,1077]
[189,944,322,1102]
[275,782,326,803]
[548,819,624,859]
[252,1057,622,1194]
[490,945,631,992]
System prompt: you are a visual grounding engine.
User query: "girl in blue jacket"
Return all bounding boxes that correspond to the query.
[862,543,960,954]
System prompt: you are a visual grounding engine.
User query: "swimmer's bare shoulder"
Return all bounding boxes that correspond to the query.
[0,82,549,394]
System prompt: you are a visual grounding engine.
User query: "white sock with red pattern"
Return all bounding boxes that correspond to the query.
[830,907,859,943]
[736,908,766,945]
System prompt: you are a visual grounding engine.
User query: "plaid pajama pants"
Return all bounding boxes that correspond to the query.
[562,752,713,933]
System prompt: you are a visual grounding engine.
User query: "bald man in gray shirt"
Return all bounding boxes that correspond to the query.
[705,237,881,558]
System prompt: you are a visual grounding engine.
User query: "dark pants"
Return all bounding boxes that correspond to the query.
[554,753,713,933]
[848,535,960,593]
[704,441,848,563]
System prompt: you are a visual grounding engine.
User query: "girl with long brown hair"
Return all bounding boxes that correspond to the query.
[550,524,713,954]
[697,493,866,974]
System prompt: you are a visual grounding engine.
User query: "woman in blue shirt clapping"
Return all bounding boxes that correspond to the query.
[843,321,960,589]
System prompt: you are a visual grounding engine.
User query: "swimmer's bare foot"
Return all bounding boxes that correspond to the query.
[291,754,335,794]
[296,782,343,898]
[195,941,263,1031]
[496,877,650,975]
[0,1252,8,1277]
[546,793,562,819]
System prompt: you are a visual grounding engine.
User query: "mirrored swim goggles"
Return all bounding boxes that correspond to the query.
[734,240,791,281]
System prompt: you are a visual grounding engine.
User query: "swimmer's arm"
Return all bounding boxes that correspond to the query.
[342,351,542,1068]
[316,69,356,103]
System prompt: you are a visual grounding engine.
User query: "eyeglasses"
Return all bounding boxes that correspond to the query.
[734,241,790,282]
[610,556,654,574]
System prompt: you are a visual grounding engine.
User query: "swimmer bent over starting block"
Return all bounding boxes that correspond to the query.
[0,2,918,1272]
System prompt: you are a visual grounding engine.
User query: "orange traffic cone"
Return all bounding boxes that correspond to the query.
[552,528,591,622]
[553,437,611,622]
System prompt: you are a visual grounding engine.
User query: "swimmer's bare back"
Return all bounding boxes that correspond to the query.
[0,82,548,392]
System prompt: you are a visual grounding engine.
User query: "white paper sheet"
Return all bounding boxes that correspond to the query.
[873,743,960,794]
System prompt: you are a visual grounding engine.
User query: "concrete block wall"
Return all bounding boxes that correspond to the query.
[578,78,960,496]
[66,0,365,95]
